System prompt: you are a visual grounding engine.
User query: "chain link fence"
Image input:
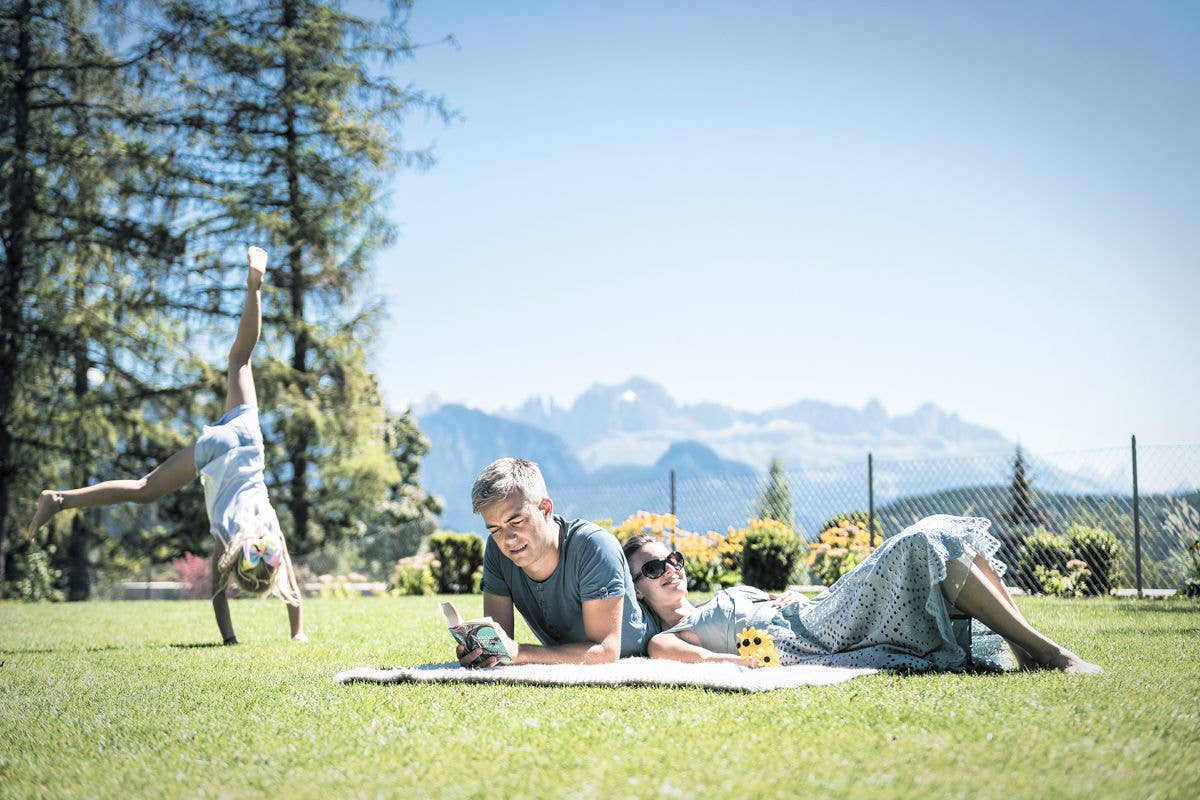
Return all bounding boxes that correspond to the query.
[94,441,1200,599]
[550,441,1200,595]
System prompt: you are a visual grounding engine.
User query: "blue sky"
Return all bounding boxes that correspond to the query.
[365,1,1199,454]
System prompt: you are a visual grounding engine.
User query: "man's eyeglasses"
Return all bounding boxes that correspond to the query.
[633,550,684,582]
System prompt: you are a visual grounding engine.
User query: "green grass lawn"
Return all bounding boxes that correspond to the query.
[1,595,1198,799]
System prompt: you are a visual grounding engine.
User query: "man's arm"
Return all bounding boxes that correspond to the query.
[484,592,515,637]
[461,595,626,667]
[510,595,624,665]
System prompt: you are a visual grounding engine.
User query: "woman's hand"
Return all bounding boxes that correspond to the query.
[769,589,807,608]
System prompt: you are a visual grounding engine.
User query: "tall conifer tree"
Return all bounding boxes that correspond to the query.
[755,457,796,529]
[1,0,185,597]
[161,0,454,553]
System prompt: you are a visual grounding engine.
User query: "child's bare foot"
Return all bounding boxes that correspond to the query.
[247,246,267,286]
[27,490,63,539]
[291,632,309,643]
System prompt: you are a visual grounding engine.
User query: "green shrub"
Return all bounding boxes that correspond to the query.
[14,547,63,602]
[1163,498,1200,594]
[427,531,484,594]
[1016,528,1072,593]
[742,522,803,591]
[1033,559,1091,597]
[389,552,436,596]
[1066,524,1123,595]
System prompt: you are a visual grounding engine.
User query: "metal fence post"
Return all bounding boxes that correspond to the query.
[868,452,875,539]
[1132,434,1142,599]
[669,469,676,518]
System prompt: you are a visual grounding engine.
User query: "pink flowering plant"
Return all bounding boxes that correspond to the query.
[172,552,211,599]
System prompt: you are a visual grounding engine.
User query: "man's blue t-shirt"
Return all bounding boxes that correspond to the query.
[480,516,659,657]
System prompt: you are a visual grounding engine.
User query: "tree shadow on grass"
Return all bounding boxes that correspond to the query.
[1110,626,1200,635]
[0,644,124,654]
[1112,601,1200,614]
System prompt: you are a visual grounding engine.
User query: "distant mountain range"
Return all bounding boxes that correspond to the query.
[502,376,1012,470]
[416,377,1131,533]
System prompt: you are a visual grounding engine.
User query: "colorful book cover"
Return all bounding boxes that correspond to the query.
[441,602,515,665]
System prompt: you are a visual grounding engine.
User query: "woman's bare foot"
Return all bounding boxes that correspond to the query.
[1008,642,1039,670]
[27,490,63,539]
[247,246,267,286]
[1044,648,1103,674]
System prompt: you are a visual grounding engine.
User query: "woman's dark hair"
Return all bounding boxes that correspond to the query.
[622,533,660,564]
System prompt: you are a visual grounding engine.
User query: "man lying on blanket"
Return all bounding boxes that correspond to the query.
[459,458,659,667]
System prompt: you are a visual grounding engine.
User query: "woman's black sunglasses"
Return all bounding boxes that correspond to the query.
[634,550,684,582]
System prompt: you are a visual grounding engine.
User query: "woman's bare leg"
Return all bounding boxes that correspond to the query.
[973,555,1029,621]
[965,555,1038,668]
[27,444,197,538]
[951,561,1102,673]
[225,246,267,412]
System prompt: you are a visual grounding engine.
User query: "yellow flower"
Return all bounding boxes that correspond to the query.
[736,626,781,667]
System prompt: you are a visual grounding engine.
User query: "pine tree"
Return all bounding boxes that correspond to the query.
[755,457,796,529]
[1,0,187,598]
[357,409,445,573]
[159,0,454,554]
[997,447,1049,570]
[1000,447,1047,529]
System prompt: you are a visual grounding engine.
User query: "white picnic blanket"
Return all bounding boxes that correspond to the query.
[335,657,875,693]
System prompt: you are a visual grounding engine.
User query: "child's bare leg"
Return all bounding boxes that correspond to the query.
[288,602,305,642]
[27,444,197,538]
[225,246,267,412]
[953,562,1102,673]
[211,543,236,644]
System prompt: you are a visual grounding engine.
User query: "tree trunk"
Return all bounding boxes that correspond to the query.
[66,281,92,601]
[66,514,91,600]
[282,0,310,548]
[0,0,36,598]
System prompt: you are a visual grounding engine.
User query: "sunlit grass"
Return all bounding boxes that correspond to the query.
[1,596,1197,799]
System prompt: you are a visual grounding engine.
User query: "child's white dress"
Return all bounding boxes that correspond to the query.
[193,404,277,547]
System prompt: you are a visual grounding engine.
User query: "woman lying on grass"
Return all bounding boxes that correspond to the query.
[27,246,305,645]
[625,515,1101,673]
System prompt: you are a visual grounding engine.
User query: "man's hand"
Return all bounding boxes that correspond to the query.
[457,626,519,669]
[457,643,486,668]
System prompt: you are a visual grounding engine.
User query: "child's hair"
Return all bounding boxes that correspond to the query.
[214,505,301,607]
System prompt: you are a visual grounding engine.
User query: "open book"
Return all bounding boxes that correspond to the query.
[441,602,515,665]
